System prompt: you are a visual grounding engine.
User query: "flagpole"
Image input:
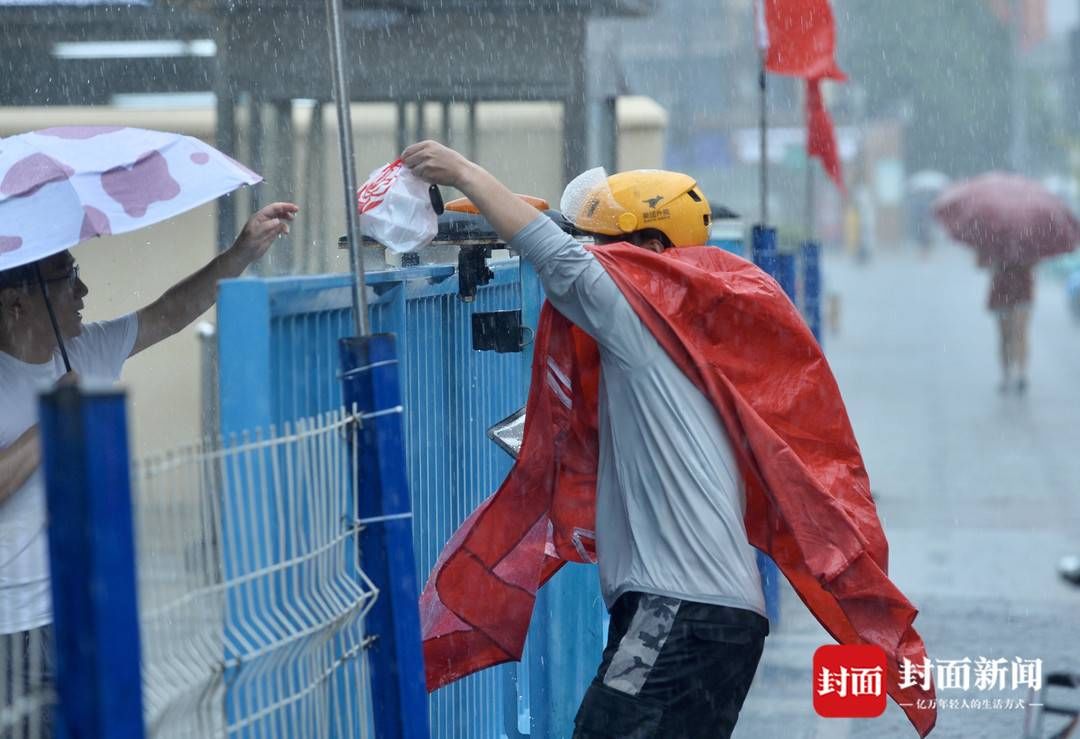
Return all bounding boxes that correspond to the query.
[325,0,370,336]
[759,53,768,227]
[1009,0,1027,173]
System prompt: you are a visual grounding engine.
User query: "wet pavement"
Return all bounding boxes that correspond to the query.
[733,242,1080,739]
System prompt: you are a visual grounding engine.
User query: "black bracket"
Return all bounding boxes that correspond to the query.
[472,309,532,353]
[458,245,494,302]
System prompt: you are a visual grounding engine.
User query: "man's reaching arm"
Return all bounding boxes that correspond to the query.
[403,141,653,366]
[132,202,299,356]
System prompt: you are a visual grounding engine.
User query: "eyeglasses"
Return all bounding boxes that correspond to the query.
[39,264,80,292]
[0,264,80,292]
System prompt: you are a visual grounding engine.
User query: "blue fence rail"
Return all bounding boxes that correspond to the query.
[216,260,603,739]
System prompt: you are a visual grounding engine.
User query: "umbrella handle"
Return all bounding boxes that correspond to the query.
[34,264,72,373]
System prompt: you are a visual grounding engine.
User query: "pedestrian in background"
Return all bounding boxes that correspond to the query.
[987,259,1034,393]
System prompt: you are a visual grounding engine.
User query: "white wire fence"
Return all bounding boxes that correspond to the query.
[134,405,377,738]
[0,628,53,739]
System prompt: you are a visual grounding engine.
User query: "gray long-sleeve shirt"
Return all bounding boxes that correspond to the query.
[509,215,766,617]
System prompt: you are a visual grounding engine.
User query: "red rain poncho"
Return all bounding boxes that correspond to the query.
[420,243,937,736]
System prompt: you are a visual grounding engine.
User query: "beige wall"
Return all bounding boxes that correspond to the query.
[0,97,666,455]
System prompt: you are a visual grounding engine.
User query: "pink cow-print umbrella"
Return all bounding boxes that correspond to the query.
[0,125,261,369]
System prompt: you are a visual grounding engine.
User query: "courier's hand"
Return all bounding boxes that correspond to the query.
[402,141,475,189]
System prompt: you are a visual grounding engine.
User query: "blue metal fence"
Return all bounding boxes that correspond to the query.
[34,233,831,737]
[216,260,603,739]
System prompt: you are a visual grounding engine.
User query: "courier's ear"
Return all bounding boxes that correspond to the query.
[638,236,667,254]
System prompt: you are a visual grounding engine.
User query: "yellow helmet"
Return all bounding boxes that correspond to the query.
[571,169,712,247]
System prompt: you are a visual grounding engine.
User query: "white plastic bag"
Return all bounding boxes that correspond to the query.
[357,159,438,253]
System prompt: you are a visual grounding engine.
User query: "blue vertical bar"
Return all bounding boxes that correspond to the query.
[39,385,145,739]
[775,253,796,304]
[218,278,274,431]
[801,241,823,345]
[339,333,429,739]
[750,225,783,627]
[751,224,777,275]
[216,278,275,735]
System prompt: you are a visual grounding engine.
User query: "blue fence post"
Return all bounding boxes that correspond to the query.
[751,224,778,276]
[801,241,823,345]
[775,252,796,303]
[750,225,783,626]
[339,333,429,739]
[39,385,145,739]
[216,278,277,735]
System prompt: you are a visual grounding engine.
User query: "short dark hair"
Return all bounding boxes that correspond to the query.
[594,228,673,249]
[0,264,38,290]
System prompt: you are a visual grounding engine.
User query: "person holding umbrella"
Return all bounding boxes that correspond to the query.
[933,172,1080,395]
[0,124,296,731]
[0,201,295,728]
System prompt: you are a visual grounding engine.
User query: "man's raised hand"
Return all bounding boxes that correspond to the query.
[232,202,300,263]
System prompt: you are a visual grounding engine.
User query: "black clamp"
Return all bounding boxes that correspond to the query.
[472,309,533,353]
[458,245,494,302]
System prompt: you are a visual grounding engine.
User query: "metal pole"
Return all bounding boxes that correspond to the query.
[1009,0,1028,173]
[467,101,479,161]
[806,152,816,240]
[395,101,408,154]
[213,18,237,255]
[759,54,769,227]
[324,0,369,336]
[416,99,426,142]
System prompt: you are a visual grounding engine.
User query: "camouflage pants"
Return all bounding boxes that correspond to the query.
[573,593,767,739]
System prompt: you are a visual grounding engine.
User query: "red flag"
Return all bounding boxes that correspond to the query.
[985,0,1047,50]
[757,0,847,194]
[806,78,845,194]
[759,0,847,80]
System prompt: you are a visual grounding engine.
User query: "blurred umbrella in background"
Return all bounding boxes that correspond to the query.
[933,171,1080,266]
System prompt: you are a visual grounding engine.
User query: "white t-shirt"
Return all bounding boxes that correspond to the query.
[0,314,138,634]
